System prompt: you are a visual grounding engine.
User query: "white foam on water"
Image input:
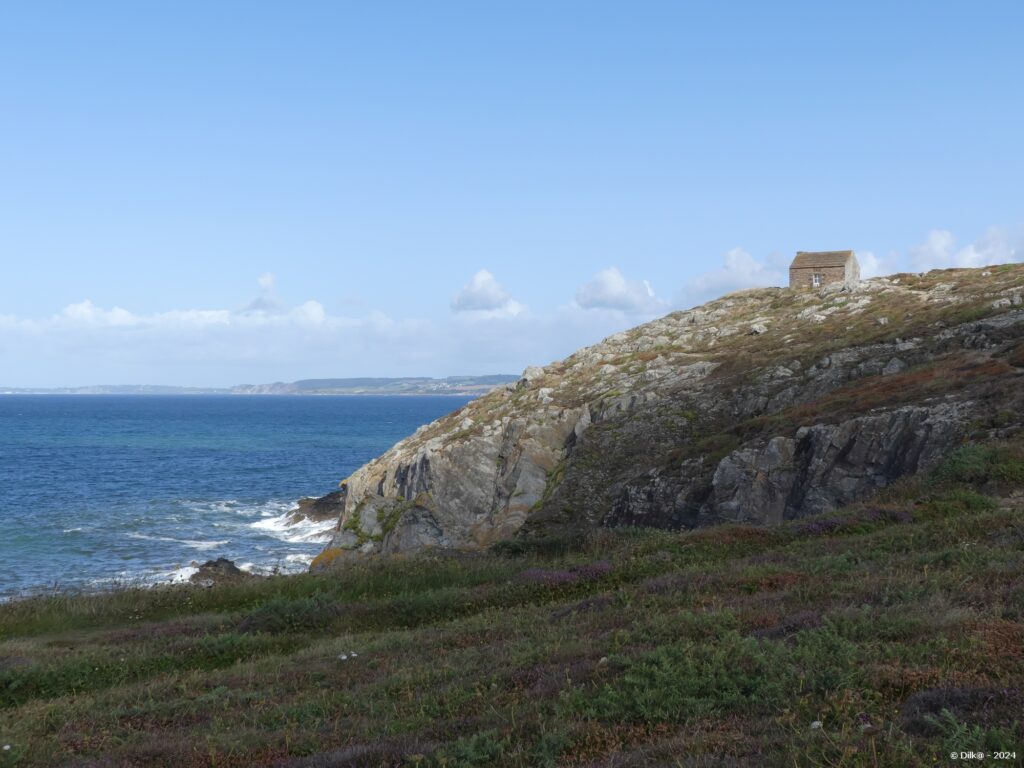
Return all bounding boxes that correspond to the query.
[126,532,165,542]
[250,510,335,544]
[233,556,311,575]
[52,498,333,594]
[84,564,199,590]
[126,532,229,551]
[180,498,294,519]
[181,539,229,551]
[164,566,199,583]
[254,500,299,518]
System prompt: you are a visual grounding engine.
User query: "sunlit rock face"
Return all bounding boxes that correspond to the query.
[312,266,1024,566]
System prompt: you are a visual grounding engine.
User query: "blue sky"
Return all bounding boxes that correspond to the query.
[1,1,1022,386]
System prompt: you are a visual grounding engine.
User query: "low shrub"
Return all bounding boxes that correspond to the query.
[426,729,511,767]
[569,632,787,723]
[935,443,1024,487]
[237,593,344,634]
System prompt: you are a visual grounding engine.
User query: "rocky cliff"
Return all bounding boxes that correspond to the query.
[312,265,1024,567]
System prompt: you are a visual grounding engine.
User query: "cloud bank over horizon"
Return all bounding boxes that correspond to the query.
[1,227,1020,388]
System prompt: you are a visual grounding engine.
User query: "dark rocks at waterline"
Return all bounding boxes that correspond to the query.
[190,558,260,587]
[289,489,348,523]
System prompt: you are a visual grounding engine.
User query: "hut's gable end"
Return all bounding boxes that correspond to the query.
[789,250,858,289]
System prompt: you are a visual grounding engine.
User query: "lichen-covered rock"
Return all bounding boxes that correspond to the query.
[322,402,591,557]
[312,266,1024,565]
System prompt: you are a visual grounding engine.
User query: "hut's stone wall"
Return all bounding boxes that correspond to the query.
[789,264,847,289]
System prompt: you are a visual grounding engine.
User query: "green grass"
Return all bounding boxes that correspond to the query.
[935,443,1024,486]
[1,447,1022,766]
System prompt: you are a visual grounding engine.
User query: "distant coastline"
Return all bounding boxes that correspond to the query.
[0,375,518,397]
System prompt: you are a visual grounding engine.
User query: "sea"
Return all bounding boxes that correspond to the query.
[0,395,472,599]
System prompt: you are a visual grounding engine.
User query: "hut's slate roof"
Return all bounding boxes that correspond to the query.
[790,251,853,269]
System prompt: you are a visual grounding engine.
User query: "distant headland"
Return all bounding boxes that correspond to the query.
[0,375,518,397]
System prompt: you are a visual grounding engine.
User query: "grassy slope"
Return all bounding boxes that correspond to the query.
[1,445,1022,767]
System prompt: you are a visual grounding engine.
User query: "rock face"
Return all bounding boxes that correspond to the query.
[703,404,965,525]
[315,266,1024,564]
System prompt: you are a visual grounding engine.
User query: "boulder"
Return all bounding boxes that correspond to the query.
[189,558,259,587]
[289,489,347,523]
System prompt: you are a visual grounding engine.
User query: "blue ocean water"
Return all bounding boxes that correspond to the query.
[0,395,471,598]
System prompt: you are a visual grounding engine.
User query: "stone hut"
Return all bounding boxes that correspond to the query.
[789,250,860,289]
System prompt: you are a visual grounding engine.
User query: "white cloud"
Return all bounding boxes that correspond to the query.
[574,267,666,314]
[0,297,443,386]
[7,228,1019,389]
[293,300,326,326]
[450,270,525,317]
[909,230,956,270]
[0,271,593,387]
[59,300,140,327]
[677,247,785,307]
[154,309,232,328]
[910,228,1020,271]
[242,272,285,314]
[0,288,638,388]
[856,250,892,279]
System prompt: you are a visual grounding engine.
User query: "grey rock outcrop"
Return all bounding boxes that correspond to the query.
[315,266,1024,563]
[703,404,965,525]
[323,402,590,559]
